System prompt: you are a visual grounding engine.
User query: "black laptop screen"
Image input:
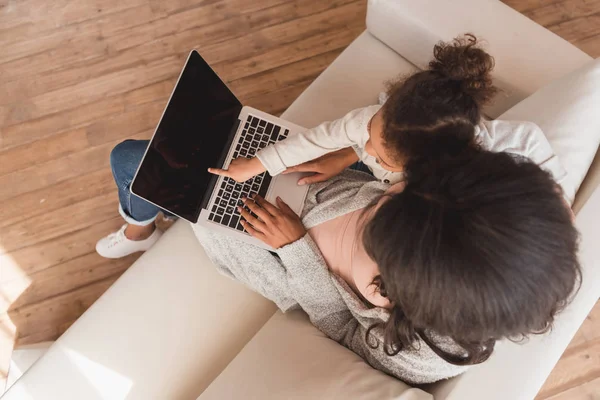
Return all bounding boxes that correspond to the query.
[131,50,242,222]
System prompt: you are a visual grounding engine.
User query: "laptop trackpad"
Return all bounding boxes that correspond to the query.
[266,172,309,216]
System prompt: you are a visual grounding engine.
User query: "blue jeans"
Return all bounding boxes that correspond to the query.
[110,139,170,225]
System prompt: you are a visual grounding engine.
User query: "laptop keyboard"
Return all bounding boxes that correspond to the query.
[208,114,289,233]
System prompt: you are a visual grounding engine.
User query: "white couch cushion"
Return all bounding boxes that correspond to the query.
[365,0,593,118]
[499,58,600,204]
[2,221,277,400]
[198,310,432,400]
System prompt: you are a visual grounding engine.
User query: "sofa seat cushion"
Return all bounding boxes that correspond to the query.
[198,310,432,400]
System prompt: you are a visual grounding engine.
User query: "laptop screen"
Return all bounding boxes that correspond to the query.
[131,50,242,222]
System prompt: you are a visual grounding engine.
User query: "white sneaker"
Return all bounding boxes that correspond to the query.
[95,224,162,259]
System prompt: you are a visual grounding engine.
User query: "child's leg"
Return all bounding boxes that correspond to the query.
[96,139,165,258]
[110,140,162,235]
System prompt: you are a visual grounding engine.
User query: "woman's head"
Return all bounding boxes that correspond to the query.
[362,150,580,364]
[365,34,498,171]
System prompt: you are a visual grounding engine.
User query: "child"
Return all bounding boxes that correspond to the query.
[208,34,569,201]
[97,34,570,259]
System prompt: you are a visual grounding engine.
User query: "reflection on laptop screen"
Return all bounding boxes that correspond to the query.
[131,50,242,222]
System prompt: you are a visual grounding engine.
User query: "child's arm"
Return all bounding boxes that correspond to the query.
[208,106,377,182]
[257,106,376,176]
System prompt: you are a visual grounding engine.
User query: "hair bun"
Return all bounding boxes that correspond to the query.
[429,34,497,105]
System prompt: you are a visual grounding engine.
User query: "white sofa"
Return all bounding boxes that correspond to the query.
[4,1,600,399]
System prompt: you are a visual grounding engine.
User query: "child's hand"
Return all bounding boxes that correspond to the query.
[238,195,306,249]
[208,157,266,183]
[282,147,359,185]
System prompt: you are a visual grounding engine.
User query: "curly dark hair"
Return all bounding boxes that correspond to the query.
[362,151,581,365]
[381,34,498,167]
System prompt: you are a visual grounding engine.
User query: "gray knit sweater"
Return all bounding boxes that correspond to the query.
[191,170,470,384]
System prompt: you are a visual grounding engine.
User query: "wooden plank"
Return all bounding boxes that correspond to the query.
[0,130,150,204]
[0,80,172,151]
[0,217,125,283]
[0,192,119,254]
[515,0,600,27]
[542,377,600,400]
[15,319,78,347]
[0,0,145,32]
[27,3,165,60]
[2,56,182,127]
[0,48,347,179]
[0,0,361,107]
[0,169,115,230]
[500,0,565,14]
[0,94,126,151]
[575,34,600,57]
[0,128,89,177]
[0,4,158,67]
[9,275,121,346]
[4,252,139,313]
[536,338,600,399]
[214,25,362,82]
[0,100,163,177]
[537,301,600,399]
[0,0,147,47]
[543,13,600,44]
[0,0,351,82]
[568,300,600,347]
[0,1,362,127]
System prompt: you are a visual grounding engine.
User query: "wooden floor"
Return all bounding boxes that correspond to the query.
[0,0,598,397]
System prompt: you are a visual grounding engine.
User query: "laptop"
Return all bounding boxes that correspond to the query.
[130,50,309,250]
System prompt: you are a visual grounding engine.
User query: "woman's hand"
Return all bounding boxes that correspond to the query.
[208,157,266,183]
[238,195,306,249]
[282,147,359,185]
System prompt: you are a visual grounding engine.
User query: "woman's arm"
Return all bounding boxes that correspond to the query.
[238,195,358,330]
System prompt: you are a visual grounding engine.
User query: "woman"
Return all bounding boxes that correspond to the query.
[192,150,580,384]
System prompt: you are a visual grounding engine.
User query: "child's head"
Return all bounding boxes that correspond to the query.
[362,150,580,364]
[365,34,498,171]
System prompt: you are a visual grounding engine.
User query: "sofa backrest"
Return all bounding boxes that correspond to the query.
[365,0,593,119]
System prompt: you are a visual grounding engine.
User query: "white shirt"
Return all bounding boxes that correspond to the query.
[256,105,571,202]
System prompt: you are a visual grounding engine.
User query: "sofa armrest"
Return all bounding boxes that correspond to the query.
[2,221,277,400]
[366,0,593,118]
